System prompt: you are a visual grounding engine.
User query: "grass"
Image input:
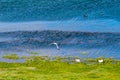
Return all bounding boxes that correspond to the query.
[2,54,19,60]
[0,55,120,80]
[30,52,38,54]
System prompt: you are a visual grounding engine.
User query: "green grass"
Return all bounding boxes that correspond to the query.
[0,56,120,80]
[30,52,38,54]
[2,54,19,60]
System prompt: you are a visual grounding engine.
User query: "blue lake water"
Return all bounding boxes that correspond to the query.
[0,0,120,62]
[0,30,120,62]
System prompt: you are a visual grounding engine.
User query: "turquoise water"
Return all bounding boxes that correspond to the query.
[0,0,120,21]
[0,0,120,32]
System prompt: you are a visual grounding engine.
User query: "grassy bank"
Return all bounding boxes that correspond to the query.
[0,55,120,80]
[2,54,19,60]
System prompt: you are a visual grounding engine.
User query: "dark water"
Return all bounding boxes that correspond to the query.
[0,30,120,62]
[0,30,120,49]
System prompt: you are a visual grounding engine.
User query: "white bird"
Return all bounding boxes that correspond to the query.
[98,59,104,63]
[75,59,81,62]
[50,42,60,50]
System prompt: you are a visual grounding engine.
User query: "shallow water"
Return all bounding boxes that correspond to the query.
[0,45,120,62]
[0,30,120,62]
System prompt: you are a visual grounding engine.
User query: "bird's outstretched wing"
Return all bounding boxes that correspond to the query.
[50,42,60,50]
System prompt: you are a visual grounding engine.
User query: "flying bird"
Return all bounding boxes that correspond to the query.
[50,42,60,50]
